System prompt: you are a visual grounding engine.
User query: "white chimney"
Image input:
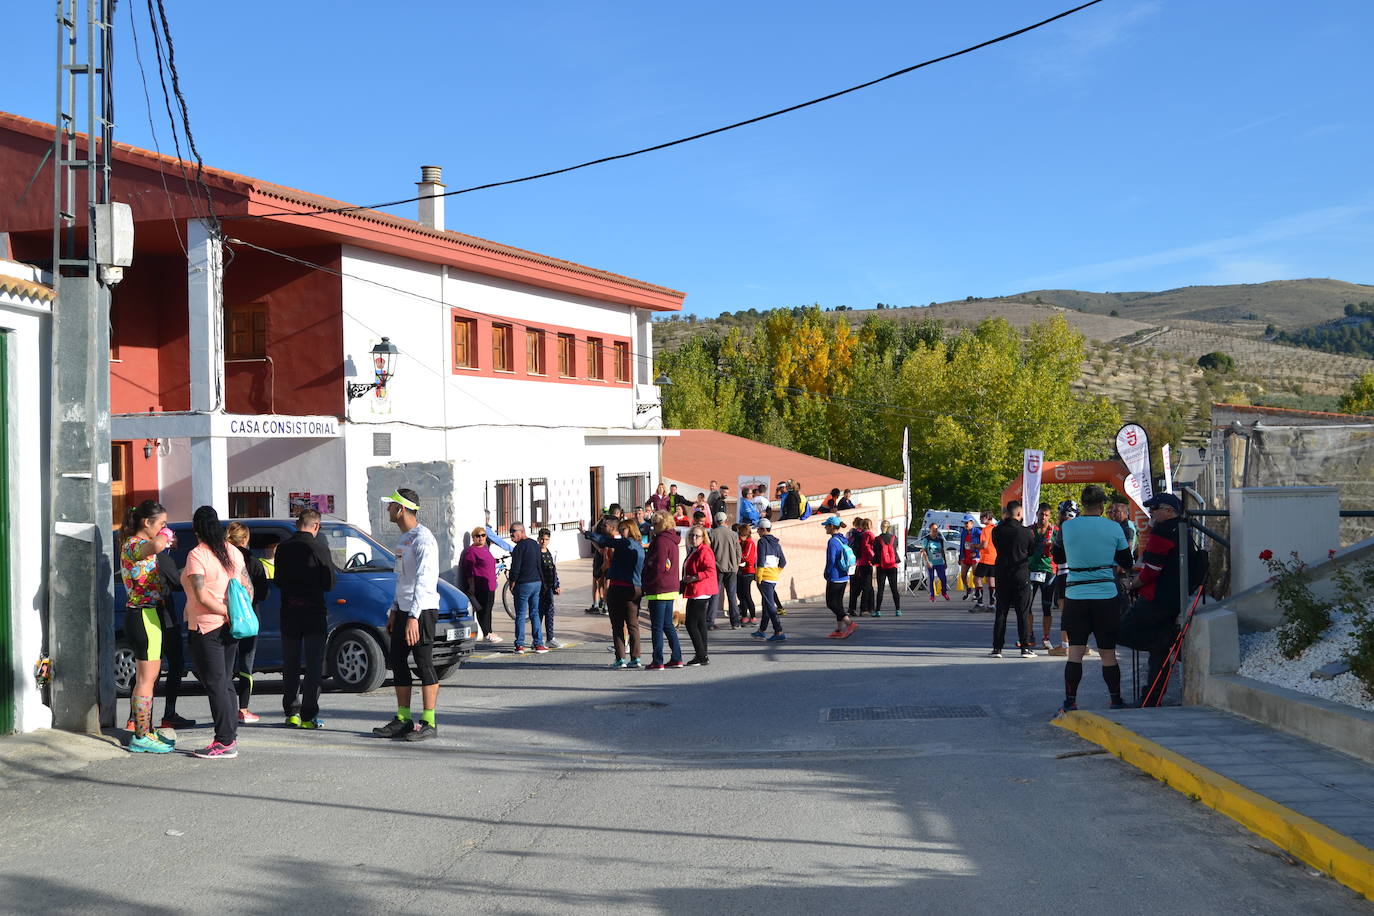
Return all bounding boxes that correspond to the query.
[417,165,445,230]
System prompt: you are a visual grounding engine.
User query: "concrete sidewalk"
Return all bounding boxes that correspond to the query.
[1056,705,1374,901]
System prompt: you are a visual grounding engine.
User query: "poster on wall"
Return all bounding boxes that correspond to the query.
[310,494,336,515]
[289,492,312,515]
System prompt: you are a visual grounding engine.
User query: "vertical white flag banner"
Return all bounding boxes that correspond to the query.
[1161,444,1174,494]
[1022,449,1044,527]
[1115,423,1154,509]
[902,426,912,534]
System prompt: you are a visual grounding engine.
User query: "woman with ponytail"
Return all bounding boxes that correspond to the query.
[118,500,175,753]
[181,505,252,759]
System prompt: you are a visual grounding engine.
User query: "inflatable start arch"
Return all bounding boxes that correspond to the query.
[1000,460,1148,528]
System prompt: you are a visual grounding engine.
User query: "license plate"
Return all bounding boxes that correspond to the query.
[445,627,463,642]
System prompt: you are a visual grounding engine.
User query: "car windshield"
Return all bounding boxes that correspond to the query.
[320,523,395,572]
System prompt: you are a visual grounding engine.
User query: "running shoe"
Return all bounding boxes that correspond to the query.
[930,595,936,603]
[127,734,173,754]
[943,594,950,602]
[1047,645,1068,657]
[1020,649,1037,658]
[152,730,175,748]
[826,630,844,639]
[1042,637,1053,650]
[645,662,665,671]
[962,591,972,601]
[546,638,564,649]
[285,714,302,728]
[405,723,437,742]
[298,718,325,729]
[767,633,786,642]
[610,658,627,669]
[626,657,643,668]
[987,650,1003,658]
[237,710,260,723]
[513,646,528,655]
[1109,696,1129,710]
[533,645,550,654]
[484,633,503,644]
[664,659,684,669]
[896,608,905,615]
[584,606,600,615]
[161,712,196,729]
[751,631,767,640]
[192,740,238,759]
[371,717,412,738]
[684,658,704,667]
[1059,699,1079,714]
[873,611,882,618]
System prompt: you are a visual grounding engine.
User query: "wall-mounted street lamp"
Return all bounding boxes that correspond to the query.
[143,438,159,459]
[347,337,400,401]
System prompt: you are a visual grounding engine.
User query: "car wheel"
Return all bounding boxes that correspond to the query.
[328,627,387,693]
[433,660,462,682]
[114,639,136,698]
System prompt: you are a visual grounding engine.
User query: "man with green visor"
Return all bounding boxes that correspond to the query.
[372,488,442,742]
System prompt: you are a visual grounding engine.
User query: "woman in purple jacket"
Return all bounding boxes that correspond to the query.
[641,512,684,670]
[458,526,501,644]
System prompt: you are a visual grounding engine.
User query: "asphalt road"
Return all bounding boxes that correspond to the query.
[1,582,1367,915]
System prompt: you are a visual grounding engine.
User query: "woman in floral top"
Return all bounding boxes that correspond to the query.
[119,500,175,753]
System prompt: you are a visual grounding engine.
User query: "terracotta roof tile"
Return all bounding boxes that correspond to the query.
[0,272,54,302]
[662,429,900,497]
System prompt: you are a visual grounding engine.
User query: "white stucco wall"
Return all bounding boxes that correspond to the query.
[335,246,670,563]
[1,276,55,733]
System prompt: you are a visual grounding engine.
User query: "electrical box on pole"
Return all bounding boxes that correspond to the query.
[47,0,125,733]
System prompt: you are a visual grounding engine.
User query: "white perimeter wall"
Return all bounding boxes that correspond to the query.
[1,292,54,732]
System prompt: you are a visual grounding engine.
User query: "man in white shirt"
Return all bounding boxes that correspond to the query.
[372,488,442,742]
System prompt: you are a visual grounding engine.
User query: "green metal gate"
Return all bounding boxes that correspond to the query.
[0,333,12,734]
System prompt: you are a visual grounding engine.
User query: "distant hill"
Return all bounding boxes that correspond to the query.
[1276,301,1374,358]
[991,279,1374,329]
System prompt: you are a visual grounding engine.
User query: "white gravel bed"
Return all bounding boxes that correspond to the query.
[1237,609,1374,713]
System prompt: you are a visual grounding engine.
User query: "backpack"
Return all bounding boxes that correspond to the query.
[877,535,898,568]
[837,538,857,574]
[227,577,259,639]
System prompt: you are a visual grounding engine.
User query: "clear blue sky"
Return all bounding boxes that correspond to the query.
[8,1,1373,315]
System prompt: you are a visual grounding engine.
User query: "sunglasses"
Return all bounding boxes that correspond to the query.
[473,533,486,538]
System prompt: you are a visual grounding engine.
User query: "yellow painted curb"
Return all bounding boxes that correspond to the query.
[1053,710,1374,902]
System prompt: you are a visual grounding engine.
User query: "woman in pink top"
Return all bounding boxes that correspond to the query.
[680,524,719,667]
[181,506,252,759]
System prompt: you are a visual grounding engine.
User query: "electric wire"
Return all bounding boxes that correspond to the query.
[235,0,1106,222]
[126,0,187,257]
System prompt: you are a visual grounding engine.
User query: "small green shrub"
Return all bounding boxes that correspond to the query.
[1261,549,1333,659]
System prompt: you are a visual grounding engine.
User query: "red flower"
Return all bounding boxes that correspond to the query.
[1259,549,1273,561]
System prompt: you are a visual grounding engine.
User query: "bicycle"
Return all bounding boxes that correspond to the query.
[493,553,516,619]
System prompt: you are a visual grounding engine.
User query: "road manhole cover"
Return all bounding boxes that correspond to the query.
[822,705,988,722]
[593,701,667,711]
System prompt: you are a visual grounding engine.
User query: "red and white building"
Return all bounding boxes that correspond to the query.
[0,111,684,566]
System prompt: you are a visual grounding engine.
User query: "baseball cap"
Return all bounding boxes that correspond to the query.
[962,514,976,523]
[758,518,772,529]
[714,511,727,523]
[821,515,845,528]
[1144,493,1183,513]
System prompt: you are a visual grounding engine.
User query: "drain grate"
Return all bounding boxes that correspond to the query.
[822,705,988,723]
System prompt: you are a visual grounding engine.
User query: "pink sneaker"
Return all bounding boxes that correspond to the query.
[238,710,260,723]
[192,740,238,759]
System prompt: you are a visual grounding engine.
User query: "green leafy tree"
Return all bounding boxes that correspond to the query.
[1339,372,1374,416]
[1197,351,1235,373]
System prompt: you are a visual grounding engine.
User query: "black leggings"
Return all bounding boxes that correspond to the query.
[471,585,494,637]
[685,597,711,661]
[737,576,756,615]
[233,636,257,709]
[875,568,901,610]
[826,581,848,624]
[1028,578,1054,620]
[848,565,874,614]
[388,609,438,687]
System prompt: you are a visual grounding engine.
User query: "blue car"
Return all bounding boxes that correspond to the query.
[114,518,475,695]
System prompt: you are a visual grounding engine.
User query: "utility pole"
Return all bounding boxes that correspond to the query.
[47,0,130,733]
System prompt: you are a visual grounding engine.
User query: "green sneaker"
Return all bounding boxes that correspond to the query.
[285,714,302,728]
[626,657,643,669]
[298,718,325,729]
[127,734,173,754]
[152,729,175,748]
[610,658,627,669]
